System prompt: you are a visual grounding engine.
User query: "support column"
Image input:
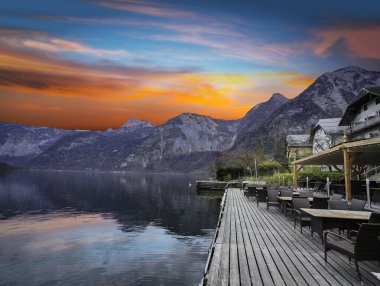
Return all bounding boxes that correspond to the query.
[293,162,298,189]
[342,131,352,201]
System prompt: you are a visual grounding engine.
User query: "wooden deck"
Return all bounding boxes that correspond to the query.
[202,188,380,286]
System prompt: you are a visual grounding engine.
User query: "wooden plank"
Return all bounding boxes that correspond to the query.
[233,188,251,286]
[229,191,240,286]
[238,193,287,285]
[235,193,264,286]
[217,190,231,285]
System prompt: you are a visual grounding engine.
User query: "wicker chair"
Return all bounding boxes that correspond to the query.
[328,200,349,210]
[267,189,280,210]
[311,197,328,209]
[324,223,380,282]
[350,199,366,211]
[293,198,311,233]
[256,188,267,206]
[330,194,343,200]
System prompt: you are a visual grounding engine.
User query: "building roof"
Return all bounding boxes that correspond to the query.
[286,134,312,147]
[339,87,380,125]
[310,118,347,141]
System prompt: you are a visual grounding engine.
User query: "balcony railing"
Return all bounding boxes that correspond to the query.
[349,115,380,134]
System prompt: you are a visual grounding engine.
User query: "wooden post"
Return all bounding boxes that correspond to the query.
[342,131,352,201]
[293,161,298,189]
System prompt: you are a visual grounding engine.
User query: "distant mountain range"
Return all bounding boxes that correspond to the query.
[1,66,380,172]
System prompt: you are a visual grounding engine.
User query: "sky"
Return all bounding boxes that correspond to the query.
[0,0,380,130]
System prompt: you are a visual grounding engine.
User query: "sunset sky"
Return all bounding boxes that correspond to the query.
[1,0,380,130]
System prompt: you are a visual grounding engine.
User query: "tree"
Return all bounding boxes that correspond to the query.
[255,139,264,161]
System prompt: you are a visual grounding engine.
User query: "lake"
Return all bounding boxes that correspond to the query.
[0,171,221,286]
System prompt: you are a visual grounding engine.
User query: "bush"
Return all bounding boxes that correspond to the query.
[216,167,244,181]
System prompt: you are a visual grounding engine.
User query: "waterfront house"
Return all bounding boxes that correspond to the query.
[286,134,312,161]
[339,87,380,140]
[309,118,347,153]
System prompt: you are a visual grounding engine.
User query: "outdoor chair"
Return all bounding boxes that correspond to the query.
[280,190,294,217]
[280,190,293,197]
[372,190,380,207]
[267,189,280,210]
[298,190,309,198]
[349,199,366,211]
[328,200,349,210]
[256,188,267,206]
[330,194,343,200]
[324,223,380,282]
[246,186,257,198]
[349,212,380,240]
[293,197,311,233]
[311,196,328,209]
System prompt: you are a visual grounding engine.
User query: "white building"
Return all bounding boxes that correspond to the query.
[310,118,347,153]
[339,87,380,140]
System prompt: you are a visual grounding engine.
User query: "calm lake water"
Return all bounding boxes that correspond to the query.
[0,171,221,286]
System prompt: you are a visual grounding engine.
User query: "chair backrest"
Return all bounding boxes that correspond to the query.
[281,190,293,197]
[350,199,366,211]
[369,212,380,223]
[267,184,278,190]
[355,223,380,261]
[299,191,309,198]
[330,194,343,200]
[247,186,257,196]
[312,197,328,209]
[292,197,310,211]
[328,200,349,210]
[267,190,279,202]
[256,188,268,202]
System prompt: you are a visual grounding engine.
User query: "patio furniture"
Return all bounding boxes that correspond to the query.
[324,223,380,282]
[267,189,280,210]
[330,194,343,200]
[280,190,293,197]
[293,198,311,234]
[300,209,371,243]
[246,186,257,197]
[350,199,366,211]
[328,200,349,210]
[311,196,329,209]
[298,190,309,198]
[256,188,267,206]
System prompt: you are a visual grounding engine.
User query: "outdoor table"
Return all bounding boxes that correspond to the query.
[277,196,313,213]
[300,209,371,243]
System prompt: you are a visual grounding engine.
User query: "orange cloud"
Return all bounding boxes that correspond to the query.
[312,25,380,59]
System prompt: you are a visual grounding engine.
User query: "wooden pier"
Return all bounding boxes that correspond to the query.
[202,188,380,286]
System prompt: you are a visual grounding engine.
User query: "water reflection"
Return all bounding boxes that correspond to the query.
[0,171,220,285]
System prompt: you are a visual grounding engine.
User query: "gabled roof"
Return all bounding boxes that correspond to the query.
[339,87,380,125]
[310,118,347,141]
[286,134,312,147]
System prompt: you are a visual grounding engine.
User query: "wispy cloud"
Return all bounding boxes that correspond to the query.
[95,0,194,18]
[22,38,127,57]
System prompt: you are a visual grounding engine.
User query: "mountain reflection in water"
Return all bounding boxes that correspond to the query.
[0,171,221,286]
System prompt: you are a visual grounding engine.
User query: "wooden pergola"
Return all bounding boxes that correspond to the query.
[293,135,380,201]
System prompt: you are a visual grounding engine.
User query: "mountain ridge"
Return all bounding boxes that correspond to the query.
[1,66,380,171]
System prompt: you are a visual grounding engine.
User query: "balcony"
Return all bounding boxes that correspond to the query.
[350,114,380,134]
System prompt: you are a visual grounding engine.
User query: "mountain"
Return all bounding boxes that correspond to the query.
[234,93,289,149]
[27,113,239,171]
[0,122,72,166]
[1,66,379,171]
[116,118,155,133]
[234,66,380,154]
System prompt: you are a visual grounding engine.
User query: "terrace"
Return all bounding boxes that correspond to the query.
[202,188,380,286]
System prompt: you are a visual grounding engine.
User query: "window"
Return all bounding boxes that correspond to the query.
[363,104,368,111]
[376,97,380,105]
